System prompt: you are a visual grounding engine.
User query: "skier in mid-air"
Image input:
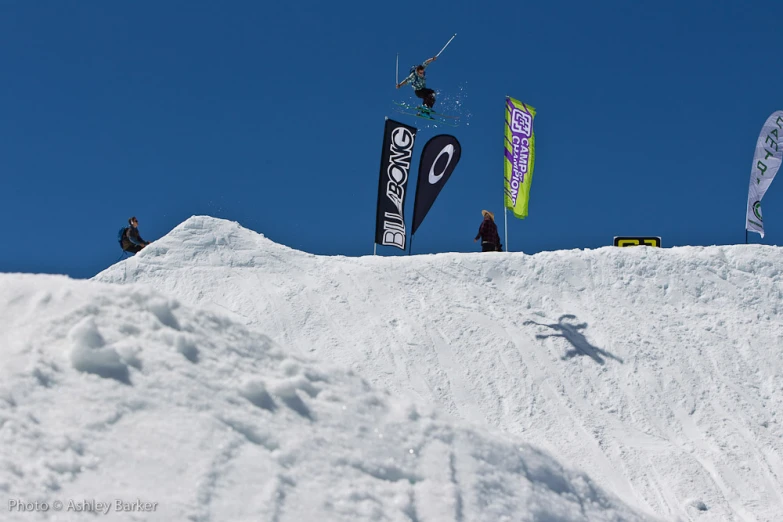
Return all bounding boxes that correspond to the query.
[396,56,438,110]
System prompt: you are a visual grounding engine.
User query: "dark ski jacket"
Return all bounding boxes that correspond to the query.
[475,218,500,247]
[122,226,148,249]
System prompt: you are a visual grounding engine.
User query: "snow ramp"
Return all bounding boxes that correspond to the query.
[0,274,655,521]
[95,215,783,521]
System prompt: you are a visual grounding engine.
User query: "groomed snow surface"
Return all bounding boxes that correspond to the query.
[2,216,781,521]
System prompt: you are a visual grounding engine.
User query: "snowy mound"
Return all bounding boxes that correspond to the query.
[95,216,783,521]
[0,274,656,521]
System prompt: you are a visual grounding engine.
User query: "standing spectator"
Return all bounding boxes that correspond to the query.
[474,210,502,252]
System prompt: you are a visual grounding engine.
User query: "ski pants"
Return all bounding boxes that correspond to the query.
[415,88,436,108]
[482,241,499,252]
[123,243,144,254]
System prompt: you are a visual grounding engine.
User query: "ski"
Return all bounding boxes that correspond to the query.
[393,103,460,120]
[392,108,460,127]
[392,101,460,119]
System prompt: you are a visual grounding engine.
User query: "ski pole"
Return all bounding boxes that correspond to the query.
[435,33,457,58]
[396,52,399,84]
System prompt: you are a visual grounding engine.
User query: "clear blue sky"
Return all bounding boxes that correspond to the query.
[2,0,782,278]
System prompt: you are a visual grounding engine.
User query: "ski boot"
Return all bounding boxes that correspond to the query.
[417,105,435,119]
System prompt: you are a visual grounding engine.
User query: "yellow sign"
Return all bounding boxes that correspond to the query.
[613,237,661,247]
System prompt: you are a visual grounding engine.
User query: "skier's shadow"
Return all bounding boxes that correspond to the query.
[524,314,623,365]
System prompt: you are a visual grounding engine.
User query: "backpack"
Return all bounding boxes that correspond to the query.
[118,226,128,248]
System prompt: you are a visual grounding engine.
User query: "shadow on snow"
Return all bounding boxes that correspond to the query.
[524,314,624,365]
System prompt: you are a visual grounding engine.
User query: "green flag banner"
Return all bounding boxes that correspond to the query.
[504,97,536,219]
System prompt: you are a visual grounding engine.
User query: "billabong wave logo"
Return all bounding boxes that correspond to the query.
[511,108,532,136]
[753,201,763,222]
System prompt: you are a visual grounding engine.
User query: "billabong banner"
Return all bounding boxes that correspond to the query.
[504,96,536,219]
[375,119,417,249]
[411,134,462,236]
[746,110,783,238]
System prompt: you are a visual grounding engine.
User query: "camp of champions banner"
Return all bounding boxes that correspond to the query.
[746,111,783,238]
[504,97,536,219]
[411,135,462,236]
[375,119,417,249]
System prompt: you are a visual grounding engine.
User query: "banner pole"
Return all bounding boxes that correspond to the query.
[505,208,508,252]
[374,243,377,255]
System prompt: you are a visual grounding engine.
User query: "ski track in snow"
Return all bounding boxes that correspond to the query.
[1,275,655,519]
[7,214,782,521]
[92,216,783,521]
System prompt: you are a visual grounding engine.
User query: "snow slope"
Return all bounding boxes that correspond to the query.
[0,274,657,521]
[95,216,783,521]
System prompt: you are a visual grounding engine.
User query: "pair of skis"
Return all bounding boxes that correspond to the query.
[392,101,460,127]
[394,34,459,127]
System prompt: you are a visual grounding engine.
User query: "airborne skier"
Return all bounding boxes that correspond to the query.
[393,34,457,123]
[396,56,438,111]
